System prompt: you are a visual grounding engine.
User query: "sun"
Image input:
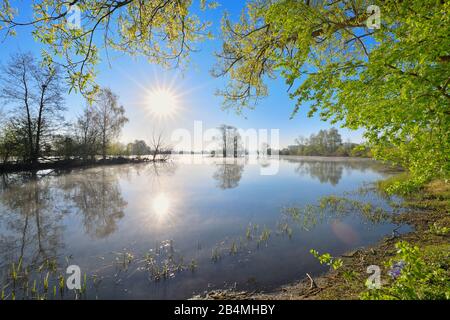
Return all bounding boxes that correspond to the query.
[147,88,180,118]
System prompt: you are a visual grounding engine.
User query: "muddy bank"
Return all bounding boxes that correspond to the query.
[193,180,449,300]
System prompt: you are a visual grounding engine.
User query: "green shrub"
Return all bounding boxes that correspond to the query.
[310,249,343,270]
[361,241,450,300]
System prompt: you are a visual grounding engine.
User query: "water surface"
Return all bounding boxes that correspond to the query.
[0,156,405,299]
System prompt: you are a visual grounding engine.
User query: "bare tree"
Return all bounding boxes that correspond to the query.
[92,88,128,160]
[0,52,65,164]
[32,60,65,163]
[149,131,171,161]
[0,53,34,163]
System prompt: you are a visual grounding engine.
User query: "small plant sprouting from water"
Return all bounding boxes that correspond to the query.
[277,222,293,238]
[0,256,90,300]
[257,227,271,247]
[31,280,37,296]
[113,250,135,272]
[246,225,252,240]
[137,240,197,282]
[281,195,392,233]
[245,223,259,241]
[189,259,197,272]
[58,274,65,297]
[211,247,221,262]
[319,196,391,223]
[43,272,49,292]
[229,241,238,255]
[81,273,87,294]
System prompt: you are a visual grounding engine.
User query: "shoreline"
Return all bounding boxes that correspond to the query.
[0,157,167,174]
[194,178,449,300]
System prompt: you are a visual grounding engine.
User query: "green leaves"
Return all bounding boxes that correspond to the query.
[214,0,450,185]
[310,249,343,270]
[361,241,450,300]
[2,0,213,99]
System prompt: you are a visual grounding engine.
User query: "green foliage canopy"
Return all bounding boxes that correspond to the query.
[0,0,216,98]
[214,0,450,184]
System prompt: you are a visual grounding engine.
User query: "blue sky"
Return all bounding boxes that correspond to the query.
[0,1,364,148]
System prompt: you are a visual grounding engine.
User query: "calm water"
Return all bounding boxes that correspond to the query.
[0,156,406,299]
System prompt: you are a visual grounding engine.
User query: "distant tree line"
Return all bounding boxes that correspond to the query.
[174,127,367,158]
[0,53,170,169]
[280,128,371,157]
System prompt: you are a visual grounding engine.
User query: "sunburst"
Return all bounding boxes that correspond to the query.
[146,87,180,119]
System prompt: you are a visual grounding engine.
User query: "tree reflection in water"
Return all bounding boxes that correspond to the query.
[0,163,180,299]
[285,157,382,186]
[213,159,245,189]
[0,158,400,299]
[0,174,64,266]
[0,173,66,298]
[59,167,127,239]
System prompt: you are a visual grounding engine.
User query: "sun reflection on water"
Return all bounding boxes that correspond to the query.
[152,193,171,217]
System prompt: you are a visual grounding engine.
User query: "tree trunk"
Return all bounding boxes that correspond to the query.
[102,132,106,160]
[22,70,34,164]
[34,86,47,166]
[222,131,227,158]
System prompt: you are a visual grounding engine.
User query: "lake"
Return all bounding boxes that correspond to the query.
[0,156,407,299]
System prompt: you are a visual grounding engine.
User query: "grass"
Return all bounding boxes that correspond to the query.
[139,241,195,281]
[229,241,238,255]
[0,239,200,300]
[0,257,87,300]
[211,247,221,262]
[257,227,271,247]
